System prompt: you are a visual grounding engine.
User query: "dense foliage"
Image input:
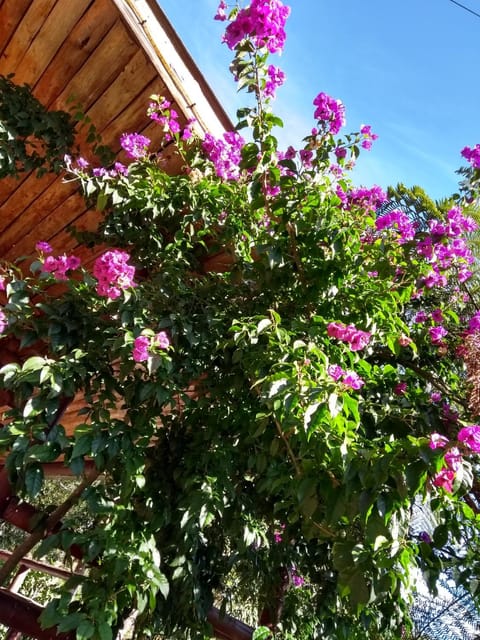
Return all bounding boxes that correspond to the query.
[1,1,480,639]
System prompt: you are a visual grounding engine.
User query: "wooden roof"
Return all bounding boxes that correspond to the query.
[0,0,232,263]
[0,0,232,437]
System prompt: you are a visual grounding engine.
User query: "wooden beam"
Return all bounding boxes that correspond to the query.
[207,607,254,640]
[0,588,73,640]
[0,549,80,581]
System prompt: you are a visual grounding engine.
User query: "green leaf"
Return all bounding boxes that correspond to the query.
[24,464,44,498]
[253,627,272,640]
[57,612,85,632]
[77,619,95,639]
[156,571,170,598]
[328,392,342,418]
[25,442,60,463]
[71,433,92,458]
[256,318,272,334]
[345,570,370,608]
[98,621,112,640]
[22,356,47,372]
[0,362,19,382]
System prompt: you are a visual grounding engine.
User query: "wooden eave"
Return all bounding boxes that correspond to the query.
[0,0,232,263]
[0,0,233,432]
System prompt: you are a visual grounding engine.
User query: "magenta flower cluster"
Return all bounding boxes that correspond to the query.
[202,131,245,181]
[328,364,365,391]
[415,309,450,348]
[91,162,129,179]
[359,124,378,150]
[93,250,137,300]
[468,310,480,333]
[429,424,480,492]
[36,241,53,254]
[148,97,195,142]
[133,331,170,363]
[120,133,151,160]
[0,309,7,334]
[375,210,416,244]
[221,0,291,54]
[41,251,81,281]
[327,321,371,351]
[417,207,477,290]
[461,144,480,169]
[264,64,286,99]
[339,185,387,214]
[64,155,128,179]
[313,92,346,135]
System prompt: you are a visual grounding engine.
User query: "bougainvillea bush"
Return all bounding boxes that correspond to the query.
[1,1,480,639]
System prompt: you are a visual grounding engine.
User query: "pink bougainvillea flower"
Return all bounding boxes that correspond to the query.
[93,250,136,300]
[202,131,245,181]
[457,425,480,453]
[428,325,448,345]
[41,254,81,281]
[35,241,53,254]
[214,0,228,21]
[328,364,364,390]
[341,371,365,390]
[0,309,7,334]
[375,210,416,244]
[273,523,285,544]
[132,331,170,363]
[120,133,151,160]
[153,331,170,350]
[0,275,6,291]
[342,185,387,214]
[112,162,129,177]
[431,308,444,324]
[359,124,378,150]
[433,467,455,493]
[430,392,442,403]
[444,447,463,471]
[290,566,305,588]
[394,382,407,395]
[327,364,344,381]
[132,336,150,363]
[429,433,449,449]
[312,92,346,135]
[461,143,480,169]
[468,311,480,332]
[327,321,371,351]
[264,64,286,99]
[222,0,291,54]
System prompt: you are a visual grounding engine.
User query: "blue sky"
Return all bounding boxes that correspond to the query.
[159,0,480,200]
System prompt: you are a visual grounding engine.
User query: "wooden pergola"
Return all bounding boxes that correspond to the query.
[0,1,255,637]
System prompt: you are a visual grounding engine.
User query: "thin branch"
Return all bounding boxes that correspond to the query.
[273,417,302,477]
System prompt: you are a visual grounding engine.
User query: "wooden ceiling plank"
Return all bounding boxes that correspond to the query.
[0,172,57,235]
[95,79,170,151]
[3,190,87,261]
[0,179,77,258]
[11,0,94,88]
[34,0,118,108]
[0,0,57,78]
[0,175,30,207]
[0,0,31,60]
[50,19,139,114]
[86,50,158,133]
